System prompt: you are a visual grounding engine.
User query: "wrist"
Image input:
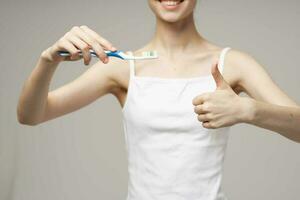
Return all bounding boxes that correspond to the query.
[238,96,256,124]
[40,48,61,65]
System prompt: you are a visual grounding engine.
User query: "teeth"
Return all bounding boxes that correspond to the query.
[161,1,180,6]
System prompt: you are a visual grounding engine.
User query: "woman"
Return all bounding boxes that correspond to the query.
[17,0,300,199]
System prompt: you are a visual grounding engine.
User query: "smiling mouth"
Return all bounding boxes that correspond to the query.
[158,0,185,6]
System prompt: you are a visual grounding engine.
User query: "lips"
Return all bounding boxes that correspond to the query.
[158,0,184,4]
[158,0,185,10]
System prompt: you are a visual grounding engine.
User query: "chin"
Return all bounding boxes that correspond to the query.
[148,0,197,23]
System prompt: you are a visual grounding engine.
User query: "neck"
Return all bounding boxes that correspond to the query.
[149,14,205,57]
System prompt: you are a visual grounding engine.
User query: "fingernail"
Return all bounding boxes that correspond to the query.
[104,57,108,63]
[111,46,117,51]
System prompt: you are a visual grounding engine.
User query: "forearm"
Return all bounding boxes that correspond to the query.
[17,53,60,125]
[244,98,300,143]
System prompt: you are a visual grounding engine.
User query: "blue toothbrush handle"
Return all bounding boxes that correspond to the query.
[104,50,124,59]
[57,50,124,59]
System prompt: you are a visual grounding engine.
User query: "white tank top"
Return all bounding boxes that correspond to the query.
[122,47,232,200]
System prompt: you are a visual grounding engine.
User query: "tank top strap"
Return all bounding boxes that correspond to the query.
[127,51,135,78]
[218,47,231,75]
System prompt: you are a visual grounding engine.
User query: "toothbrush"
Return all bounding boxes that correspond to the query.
[57,49,158,60]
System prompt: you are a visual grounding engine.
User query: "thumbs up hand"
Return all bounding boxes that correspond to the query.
[192,61,249,129]
[211,61,234,91]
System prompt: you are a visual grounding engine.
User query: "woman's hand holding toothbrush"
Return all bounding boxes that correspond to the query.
[41,25,117,65]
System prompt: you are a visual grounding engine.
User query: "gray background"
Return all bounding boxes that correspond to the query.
[1,0,300,199]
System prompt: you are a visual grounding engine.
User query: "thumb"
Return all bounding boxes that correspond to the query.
[211,61,231,90]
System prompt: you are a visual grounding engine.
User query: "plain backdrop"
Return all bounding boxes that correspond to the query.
[1,0,300,200]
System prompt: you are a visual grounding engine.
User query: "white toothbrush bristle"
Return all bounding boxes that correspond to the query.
[142,51,158,58]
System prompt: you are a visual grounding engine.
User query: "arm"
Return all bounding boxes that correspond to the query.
[228,49,300,143]
[17,25,120,125]
[17,55,122,126]
[17,56,60,125]
[42,58,121,124]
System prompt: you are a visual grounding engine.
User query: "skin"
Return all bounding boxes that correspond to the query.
[17,0,300,143]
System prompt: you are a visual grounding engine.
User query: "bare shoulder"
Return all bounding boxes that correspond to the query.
[107,49,144,108]
[226,48,257,66]
[199,44,245,94]
[224,47,262,94]
[104,48,150,97]
[94,55,131,95]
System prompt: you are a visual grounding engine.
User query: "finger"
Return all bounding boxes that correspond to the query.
[202,121,212,129]
[211,61,223,87]
[194,104,209,114]
[211,61,230,90]
[80,25,117,51]
[192,93,210,106]
[72,27,107,63]
[73,28,108,63]
[67,36,106,63]
[68,29,91,65]
[197,114,211,122]
[57,39,79,59]
[81,44,91,65]
[67,36,88,60]
[91,43,109,64]
[98,46,109,64]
